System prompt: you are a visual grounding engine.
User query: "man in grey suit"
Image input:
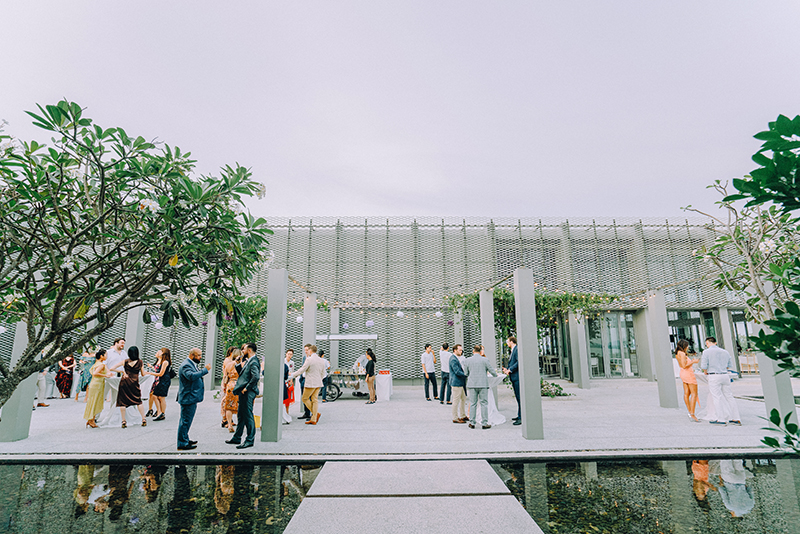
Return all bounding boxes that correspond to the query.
[226,343,261,449]
[464,344,497,429]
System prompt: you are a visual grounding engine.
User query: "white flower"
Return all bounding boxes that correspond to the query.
[150,314,158,323]
[61,255,77,271]
[154,322,163,330]
[758,239,777,253]
[396,311,404,318]
[138,198,159,213]
[435,311,443,317]
[255,183,267,200]
[230,203,245,215]
[296,316,303,323]
[259,250,275,268]
[691,249,698,256]
[0,326,6,335]
[342,323,349,330]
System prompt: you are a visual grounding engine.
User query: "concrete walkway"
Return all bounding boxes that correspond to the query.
[1,376,797,461]
[283,460,543,533]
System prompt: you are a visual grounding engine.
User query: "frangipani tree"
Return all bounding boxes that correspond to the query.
[0,100,272,408]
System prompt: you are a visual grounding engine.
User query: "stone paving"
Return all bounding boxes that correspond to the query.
[1,376,798,460]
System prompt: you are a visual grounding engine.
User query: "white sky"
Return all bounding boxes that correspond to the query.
[2,1,800,219]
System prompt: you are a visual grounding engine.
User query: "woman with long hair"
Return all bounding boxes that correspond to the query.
[110,345,147,428]
[56,353,76,399]
[83,350,112,428]
[221,347,242,432]
[676,339,701,422]
[365,348,377,404]
[220,346,236,427]
[149,348,172,421]
[75,347,96,401]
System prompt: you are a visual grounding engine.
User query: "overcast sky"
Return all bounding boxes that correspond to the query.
[3,1,800,219]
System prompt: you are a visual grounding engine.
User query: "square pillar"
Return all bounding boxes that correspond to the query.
[329,308,340,370]
[454,309,464,348]
[756,336,798,429]
[514,268,544,440]
[646,290,679,409]
[302,293,317,348]
[479,291,499,408]
[567,311,591,389]
[125,306,146,351]
[0,323,38,442]
[203,313,218,391]
[632,308,657,382]
[261,268,288,443]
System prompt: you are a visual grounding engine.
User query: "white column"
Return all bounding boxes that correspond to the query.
[203,313,218,391]
[514,268,544,440]
[632,308,657,382]
[757,345,798,429]
[330,308,340,370]
[646,290,680,409]
[0,323,38,442]
[124,306,146,351]
[302,293,317,349]
[479,291,499,408]
[567,311,591,389]
[261,268,288,443]
[454,309,464,349]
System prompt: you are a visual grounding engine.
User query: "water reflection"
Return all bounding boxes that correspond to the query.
[493,458,800,533]
[0,463,317,533]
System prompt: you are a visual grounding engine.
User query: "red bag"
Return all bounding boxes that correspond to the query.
[284,382,295,406]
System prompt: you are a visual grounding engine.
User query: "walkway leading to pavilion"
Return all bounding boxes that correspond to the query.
[283,460,543,534]
[1,376,797,460]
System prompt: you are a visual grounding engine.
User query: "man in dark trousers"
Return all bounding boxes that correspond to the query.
[503,336,521,426]
[226,343,261,449]
[297,344,312,420]
[176,347,210,450]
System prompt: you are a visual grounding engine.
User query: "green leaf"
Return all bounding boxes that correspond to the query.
[770,409,781,426]
[776,114,793,136]
[762,436,780,448]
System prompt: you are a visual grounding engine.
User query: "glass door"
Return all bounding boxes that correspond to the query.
[587,317,605,378]
[604,314,624,377]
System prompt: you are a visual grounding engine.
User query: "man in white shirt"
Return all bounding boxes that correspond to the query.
[105,338,126,401]
[439,343,453,405]
[290,344,326,425]
[421,343,438,401]
[699,337,741,426]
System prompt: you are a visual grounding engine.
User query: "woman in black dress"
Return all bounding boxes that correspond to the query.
[150,348,172,421]
[110,345,147,428]
[56,354,76,398]
[365,348,377,404]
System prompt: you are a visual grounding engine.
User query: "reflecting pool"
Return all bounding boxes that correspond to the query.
[0,463,320,533]
[492,458,800,534]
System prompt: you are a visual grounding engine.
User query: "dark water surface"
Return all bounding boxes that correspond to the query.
[492,458,800,534]
[0,463,318,533]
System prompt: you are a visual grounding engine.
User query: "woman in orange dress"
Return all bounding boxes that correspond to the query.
[221,348,241,433]
[676,339,701,422]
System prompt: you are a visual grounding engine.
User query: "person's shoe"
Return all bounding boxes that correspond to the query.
[236,442,254,449]
[221,420,228,428]
[305,420,317,425]
[189,440,197,445]
[453,419,466,424]
[225,439,241,445]
[426,398,432,402]
[316,413,321,423]
[729,420,742,426]
[434,397,439,400]
[229,425,236,433]
[36,403,49,407]
[512,417,520,422]
[482,425,491,430]
[446,402,452,405]
[154,414,165,421]
[145,410,154,417]
[440,401,444,404]
[177,444,197,451]
[513,420,522,426]
[709,420,727,425]
[468,423,475,429]
[458,417,468,423]
[297,414,311,420]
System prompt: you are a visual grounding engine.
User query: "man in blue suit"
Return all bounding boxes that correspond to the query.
[226,343,261,449]
[177,348,210,450]
[448,344,468,423]
[503,336,521,426]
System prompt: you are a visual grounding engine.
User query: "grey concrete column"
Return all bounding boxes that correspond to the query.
[716,308,737,354]
[567,311,590,389]
[632,308,656,382]
[757,352,798,428]
[662,460,695,534]
[302,292,317,349]
[523,463,550,529]
[479,291,499,408]
[514,268,544,440]
[329,308,340,370]
[261,268,288,443]
[124,305,146,351]
[776,459,800,526]
[479,290,497,366]
[203,313,218,391]
[454,309,464,348]
[580,462,598,480]
[646,290,679,409]
[0,323,38,442]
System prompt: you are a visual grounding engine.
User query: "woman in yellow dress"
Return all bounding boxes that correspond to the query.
[84,349,113,428]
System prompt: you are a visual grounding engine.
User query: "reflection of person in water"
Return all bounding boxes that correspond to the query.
[167,466,196,534]
[215,465,235,515]
[107,465,134,522]
[140,465,169,503]
[228,465,255,534]
[691,460,716,511]
[74,465,96,517]
[718,459,755,518]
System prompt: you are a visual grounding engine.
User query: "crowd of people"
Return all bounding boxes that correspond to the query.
[421,337,522,429]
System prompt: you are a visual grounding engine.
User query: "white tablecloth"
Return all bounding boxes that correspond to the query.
[483,374,507,426]
[375,372,393,402]
[96,375,154,428]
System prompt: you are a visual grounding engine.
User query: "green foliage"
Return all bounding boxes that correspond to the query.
[541,378,570,398]
[445,287,616,349]
[0,101,272,408]
[219,296,270,350]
